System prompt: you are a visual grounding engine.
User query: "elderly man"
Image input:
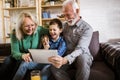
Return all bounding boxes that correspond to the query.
[48,0,93,80]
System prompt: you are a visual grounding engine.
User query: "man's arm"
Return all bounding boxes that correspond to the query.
[65,26,93,64]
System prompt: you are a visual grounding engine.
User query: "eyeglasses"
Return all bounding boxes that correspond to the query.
[24,24,35,28]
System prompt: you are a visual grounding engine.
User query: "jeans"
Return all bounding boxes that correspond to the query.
[41,65,51,80]
[50,54,93,80]
[13,61,50,80]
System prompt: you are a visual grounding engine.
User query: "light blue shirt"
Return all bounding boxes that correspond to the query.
[63,18,93,64]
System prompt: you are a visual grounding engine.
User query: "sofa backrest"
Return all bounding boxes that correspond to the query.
[0,31,101,60]
[89,31,101,61]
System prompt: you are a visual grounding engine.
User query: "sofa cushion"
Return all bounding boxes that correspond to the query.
[101,42,120,68]
[89,61,115,80]
[89,31,101,61]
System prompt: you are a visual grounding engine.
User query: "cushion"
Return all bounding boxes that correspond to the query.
[101,42,120,68]
[90,61,115,80]
[89,31,100,60]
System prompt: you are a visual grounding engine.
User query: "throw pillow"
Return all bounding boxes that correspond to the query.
[89,31,101,61]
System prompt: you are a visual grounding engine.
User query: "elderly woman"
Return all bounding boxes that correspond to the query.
[10,11,49,80]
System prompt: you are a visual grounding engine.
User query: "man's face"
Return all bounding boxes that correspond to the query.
[63,4,78,26]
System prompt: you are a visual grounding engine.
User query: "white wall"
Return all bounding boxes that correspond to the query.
[80,0,120,42]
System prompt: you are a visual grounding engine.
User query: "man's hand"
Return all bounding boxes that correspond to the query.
[48,56,68,68]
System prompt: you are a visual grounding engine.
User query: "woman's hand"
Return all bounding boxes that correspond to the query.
[48,56,68,68]
[22,53,32,62]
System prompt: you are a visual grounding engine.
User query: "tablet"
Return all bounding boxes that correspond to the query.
[29,49,58,64]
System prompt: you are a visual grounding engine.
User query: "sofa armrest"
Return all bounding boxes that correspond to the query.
[0,43,11,56]
[100,42,120,69]
[0,43,11,63]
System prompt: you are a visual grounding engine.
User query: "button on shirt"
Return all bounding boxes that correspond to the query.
[63,19,93,64]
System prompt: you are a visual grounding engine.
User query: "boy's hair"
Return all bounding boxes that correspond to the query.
[49,18,63,29]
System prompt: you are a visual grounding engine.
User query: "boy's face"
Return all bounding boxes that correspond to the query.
[49,24,62,41]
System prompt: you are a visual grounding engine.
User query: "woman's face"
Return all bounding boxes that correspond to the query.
[22,17,36,35]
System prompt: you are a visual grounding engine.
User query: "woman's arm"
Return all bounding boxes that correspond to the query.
[11,31,31,62]
[11,32,23,60]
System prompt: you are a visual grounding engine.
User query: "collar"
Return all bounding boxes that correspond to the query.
[75,17,83,27]
[50,36,62,43]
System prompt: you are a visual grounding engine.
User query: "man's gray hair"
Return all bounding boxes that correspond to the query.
[62,0,79,13]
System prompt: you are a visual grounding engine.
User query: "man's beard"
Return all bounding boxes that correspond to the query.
[67,14,79,26]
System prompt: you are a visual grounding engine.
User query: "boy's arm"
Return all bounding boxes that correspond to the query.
[42,35,50,49]
[57,38,67,56]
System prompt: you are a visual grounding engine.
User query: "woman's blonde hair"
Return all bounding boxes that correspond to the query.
[15,11,38,40]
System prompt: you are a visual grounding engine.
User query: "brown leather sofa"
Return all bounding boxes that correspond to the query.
[0,31,116,80]
[88,31,115,80]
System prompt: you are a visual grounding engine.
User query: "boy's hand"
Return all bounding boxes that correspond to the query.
[42,35,50,49]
